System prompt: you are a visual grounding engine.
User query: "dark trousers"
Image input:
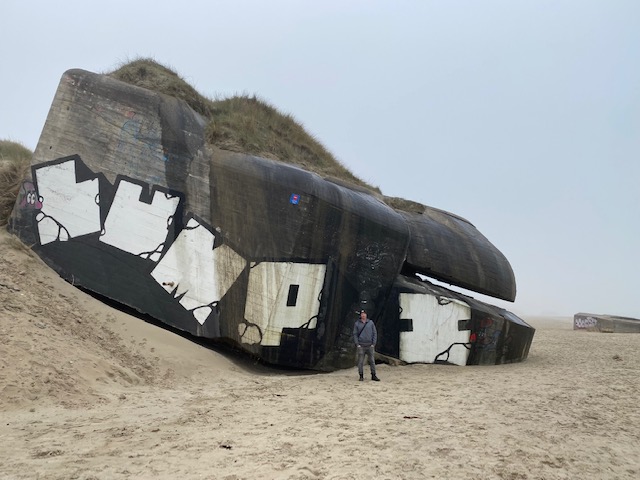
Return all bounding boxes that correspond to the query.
[357,345,376,376]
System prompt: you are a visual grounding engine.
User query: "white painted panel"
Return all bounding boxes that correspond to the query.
[150,219,246,324]
[244,262,326,346]
[100,180,180,260]
[238,323,262,345]
[399,293,471,366]
[212,244,247,299]
[35,213,69,244]
[35,160,101,244]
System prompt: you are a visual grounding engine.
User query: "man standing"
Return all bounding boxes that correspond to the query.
[353,309,380,382]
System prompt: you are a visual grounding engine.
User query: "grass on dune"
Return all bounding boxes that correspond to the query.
[0,140,32,226]
[108,58,380,194]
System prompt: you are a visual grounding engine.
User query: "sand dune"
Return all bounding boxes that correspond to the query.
[1,228,638,479]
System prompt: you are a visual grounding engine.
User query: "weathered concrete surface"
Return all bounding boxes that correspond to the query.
[401,208,516,301]
[9,69,534,369]
[574,313,640,333]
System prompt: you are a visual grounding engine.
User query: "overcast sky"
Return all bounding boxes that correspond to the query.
[2,0,638,318]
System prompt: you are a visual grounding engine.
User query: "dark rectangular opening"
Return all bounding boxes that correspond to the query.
[286,284,299,306]
[399,318,413,332]
[458,319,471,331]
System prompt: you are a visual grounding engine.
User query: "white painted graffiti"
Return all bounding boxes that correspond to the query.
[100,180,180,262]
[240,262,326,346]
[574,316,598,329]
[150,218,246,325]
[34,159,101,244]
[398,293,471,366]
[28,156,328,343]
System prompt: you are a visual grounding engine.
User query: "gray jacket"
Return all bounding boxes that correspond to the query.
[353,319,377,347]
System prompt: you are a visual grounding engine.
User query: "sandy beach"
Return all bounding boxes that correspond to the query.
[1,227,638,480]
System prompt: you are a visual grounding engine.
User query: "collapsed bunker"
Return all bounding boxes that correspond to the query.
[10,69,534,370]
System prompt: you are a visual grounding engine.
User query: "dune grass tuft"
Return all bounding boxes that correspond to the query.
[0,140,32,226]
[109,58,213,118]
[109,58,380,194]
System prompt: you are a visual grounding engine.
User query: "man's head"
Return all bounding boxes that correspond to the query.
[359,309,367,321]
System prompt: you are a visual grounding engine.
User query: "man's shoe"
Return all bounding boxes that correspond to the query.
[359,374,364,381]
[372,375,380,382]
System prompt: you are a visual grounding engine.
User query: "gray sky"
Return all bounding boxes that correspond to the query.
[2,0,638,318]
